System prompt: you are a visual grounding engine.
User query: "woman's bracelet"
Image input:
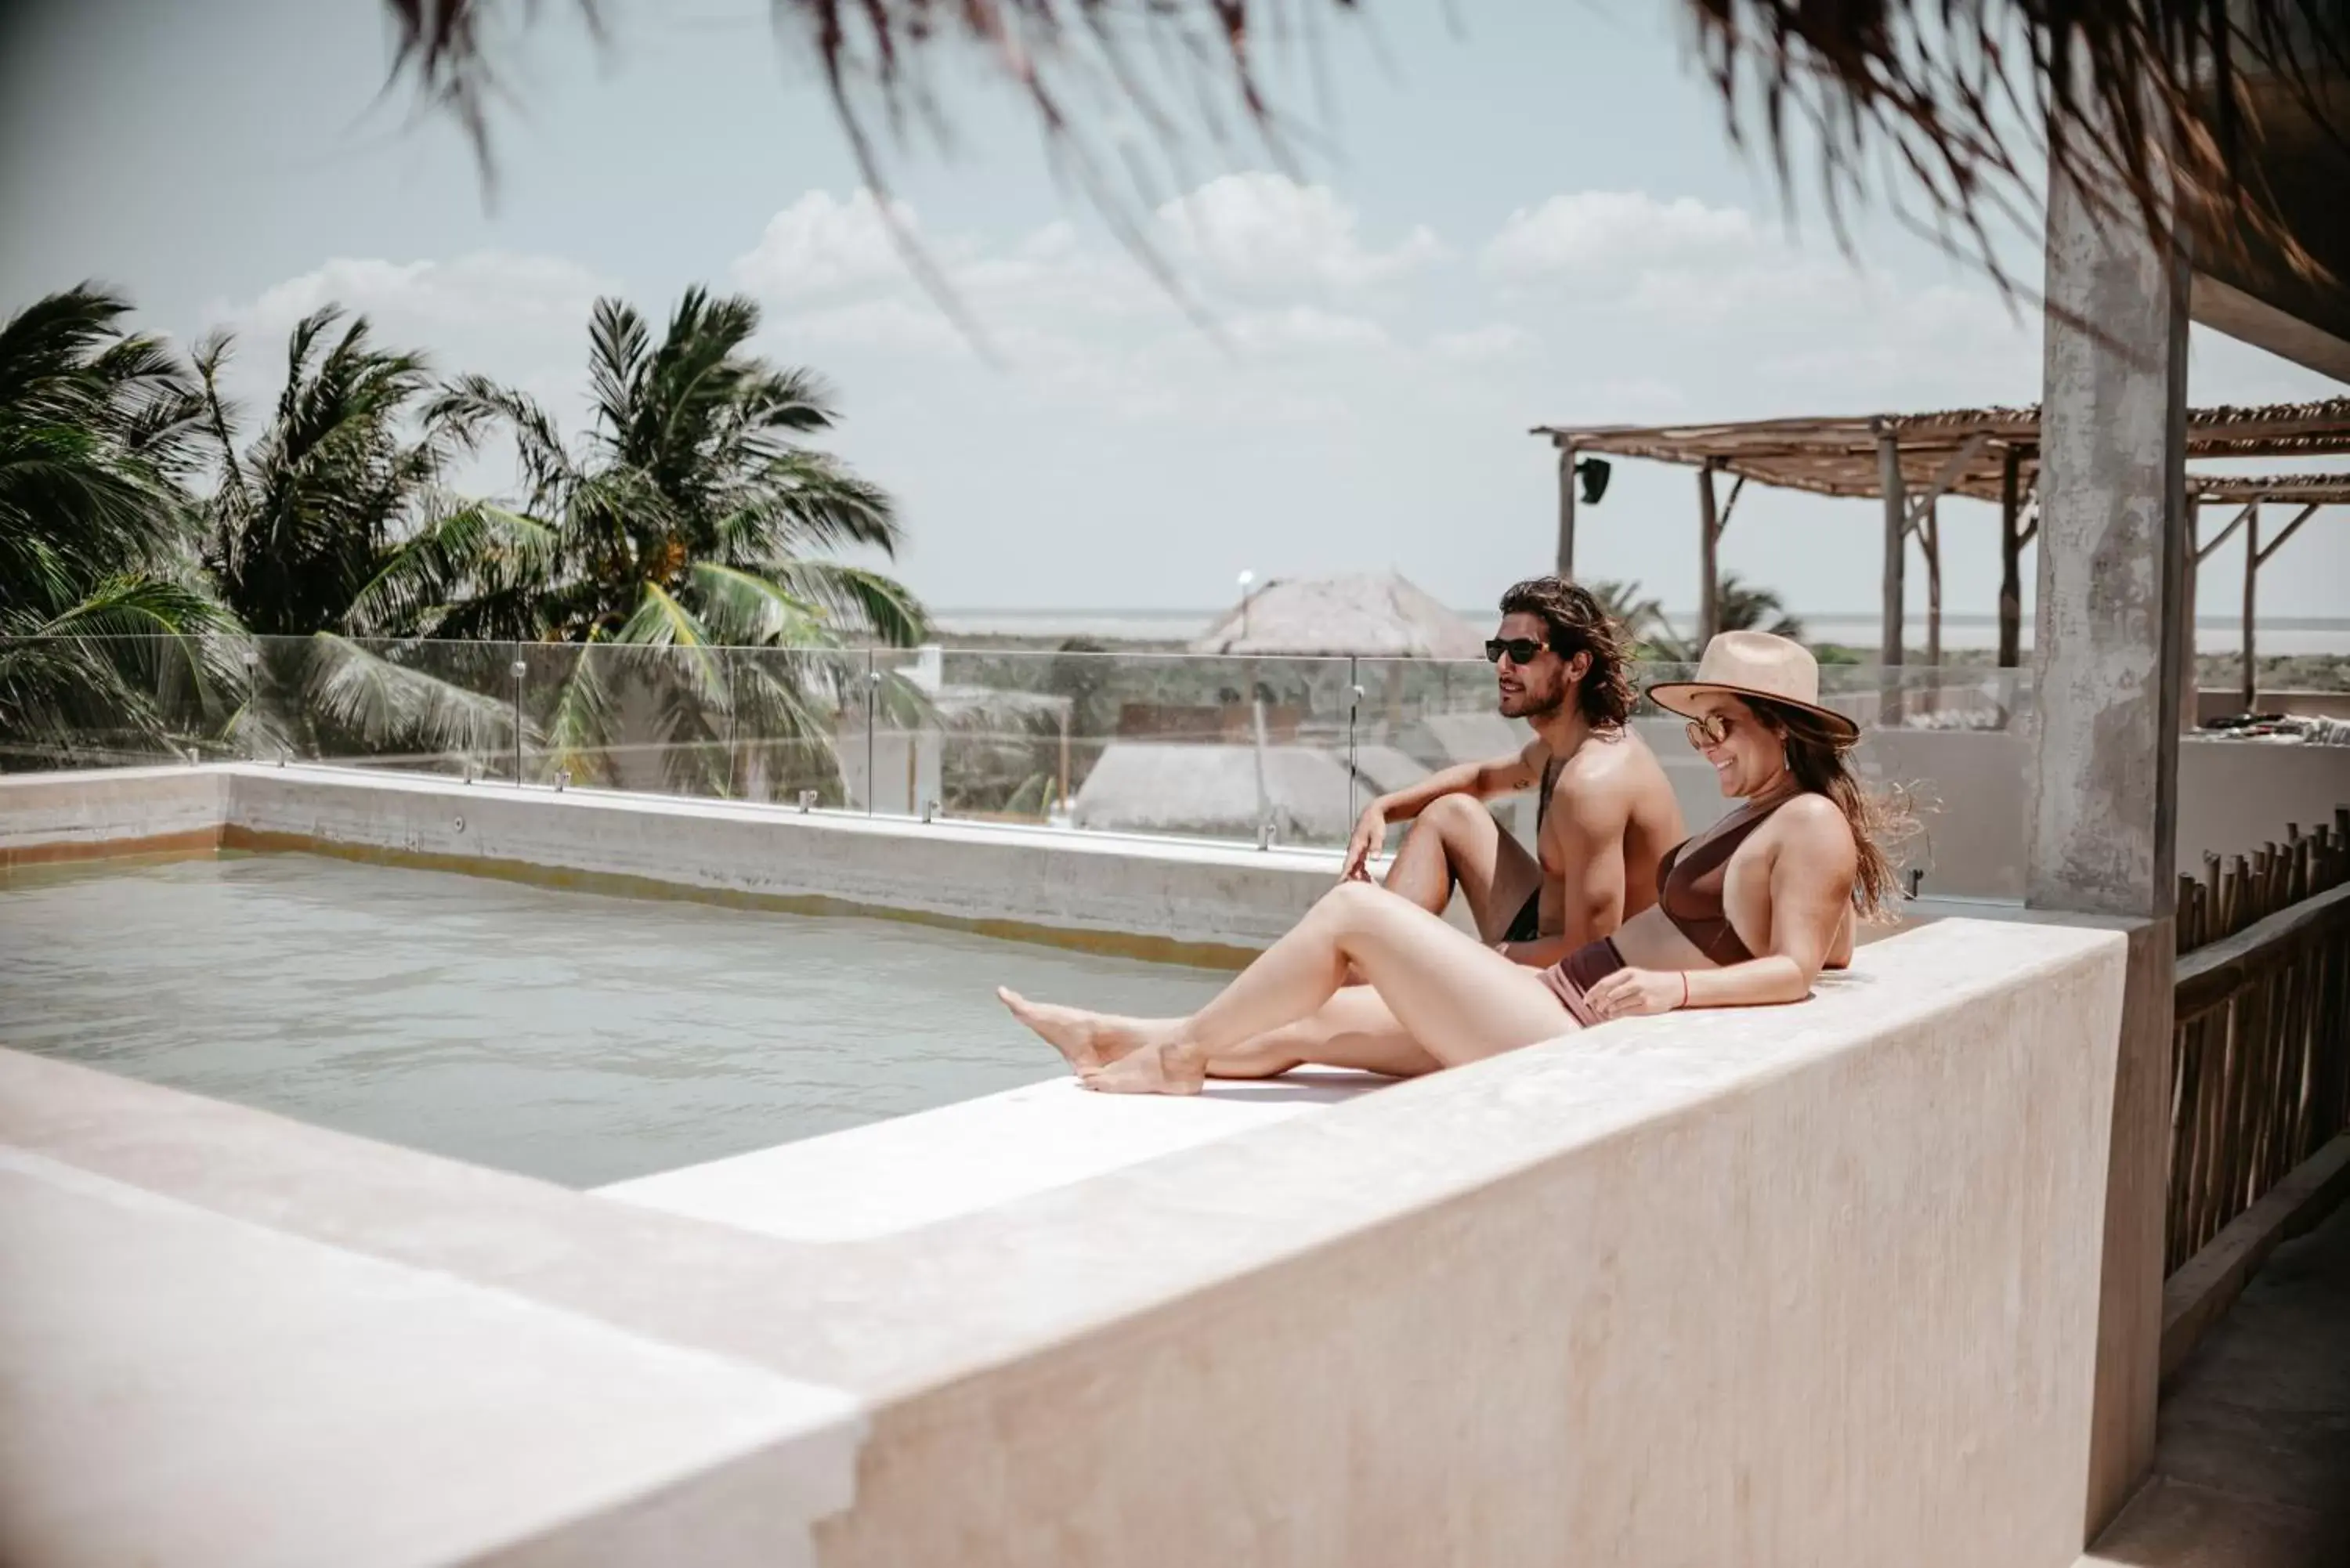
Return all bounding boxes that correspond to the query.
[1679,972,1690,1010]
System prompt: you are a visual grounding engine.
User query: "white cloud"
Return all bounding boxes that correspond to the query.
[202,252,620,456]
[1480,191,1753,286]
[775,295,967,355]
[215,251,615,344]
[1154,173,1446,300]
[722,180,1441,426]
[1430,323,1535,363]
[729,190,933,300]
[1227,305,1392,354]
[1470,189,2039,413]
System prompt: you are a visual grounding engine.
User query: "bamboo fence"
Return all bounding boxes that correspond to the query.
[2165,804,2350,1274]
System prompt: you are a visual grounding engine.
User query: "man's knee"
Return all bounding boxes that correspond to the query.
[1412,790,1490,846]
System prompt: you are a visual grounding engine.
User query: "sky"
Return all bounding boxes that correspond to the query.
[2,0,2343,626]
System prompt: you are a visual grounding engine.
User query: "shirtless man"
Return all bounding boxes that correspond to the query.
[996,578,1689,1081]
[1339,576,1684,968]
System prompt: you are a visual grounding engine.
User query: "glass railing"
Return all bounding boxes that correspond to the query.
[0,633,2037,884]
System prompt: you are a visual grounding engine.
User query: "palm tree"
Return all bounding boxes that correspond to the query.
[356,287,927,796]
[0,286,243,768]
[1715,575,1806,641]
[195,309,474,637]
[190,306,512,764]
[1585,579,1667,647]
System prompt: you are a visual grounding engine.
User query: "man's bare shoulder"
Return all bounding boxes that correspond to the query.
[1553,725,1663,791]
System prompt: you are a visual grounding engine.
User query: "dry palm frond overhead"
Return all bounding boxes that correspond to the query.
[381,0,2348,313]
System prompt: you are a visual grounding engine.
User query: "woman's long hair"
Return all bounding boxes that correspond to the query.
[1750,698,1916,922]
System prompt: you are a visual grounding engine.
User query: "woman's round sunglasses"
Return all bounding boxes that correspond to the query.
[1683,712,1737,749]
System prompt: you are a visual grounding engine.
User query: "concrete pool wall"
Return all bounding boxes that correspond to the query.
[0,762,1343,964]
[0,764,2138,1566]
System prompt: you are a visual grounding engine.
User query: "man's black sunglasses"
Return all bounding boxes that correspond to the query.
[1484,637,1549,666]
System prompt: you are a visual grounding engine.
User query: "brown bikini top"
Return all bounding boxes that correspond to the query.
[1656,797,1791,966]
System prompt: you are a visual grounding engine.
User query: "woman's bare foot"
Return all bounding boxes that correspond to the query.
[1079,1041,1208,1096]
[996,988,1159,1073]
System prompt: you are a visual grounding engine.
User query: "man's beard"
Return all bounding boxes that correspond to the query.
[1500,684,1569,721]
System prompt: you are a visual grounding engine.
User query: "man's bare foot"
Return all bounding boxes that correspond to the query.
[996,987,1145,1073]
[1079,1042,1207,1096]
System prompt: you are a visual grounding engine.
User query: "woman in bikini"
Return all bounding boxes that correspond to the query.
[999,632,1909,1094]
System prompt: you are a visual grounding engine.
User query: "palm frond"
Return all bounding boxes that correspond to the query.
[726,648,847,797]
[302,631,515,759]
[686,560,830,648]
[586,297,652,441]
[384,1,2350,354]
[543,641,620,786]
[349,500,560,638]
[616,580,728,710]
[0,284,139,413]
[716,449,902,558]
[752,557,929,646]
[425,374,576,504]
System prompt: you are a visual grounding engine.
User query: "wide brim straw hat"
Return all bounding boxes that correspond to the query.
[1645,630,1862,741]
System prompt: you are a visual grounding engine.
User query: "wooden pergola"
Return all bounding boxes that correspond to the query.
[2186,473,2350,712]
[1531,398,2350,685]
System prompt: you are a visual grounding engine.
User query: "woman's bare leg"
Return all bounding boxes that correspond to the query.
[1200,987,1444,1080]
[995,990,1154,1073]
[997,985,1439,1079]
[1061,882,1574,1094]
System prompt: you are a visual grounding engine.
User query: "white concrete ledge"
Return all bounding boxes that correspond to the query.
[0,1144,864,1568]
[0,909,2131,1567]
[598,1069,1382,1243]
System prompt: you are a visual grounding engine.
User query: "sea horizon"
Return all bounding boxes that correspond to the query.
[931,607,2350,656]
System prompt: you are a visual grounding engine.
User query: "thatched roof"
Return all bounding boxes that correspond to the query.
[1532,398,2350,504]
[384,2,2350,385]
[1190,572,1485,659]
[1070,742,1359,841]
[2189,472,2350,505]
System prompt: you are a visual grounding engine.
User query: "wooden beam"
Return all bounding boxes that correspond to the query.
[2182,502,2200,734]
[1714,472,1748,540]
[2254,501,2322,566]
[2195,501,2257,562]
[1903,431,1994,533]
[1697,461,1722,645]
[1998,445,2024,667]
[1922,499,1943,683]
[1555,443,1578,579]
[1877,428,1906,724]
[2242,504,2260,714]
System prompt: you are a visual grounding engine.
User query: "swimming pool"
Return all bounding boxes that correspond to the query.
[0,852,1228,1186]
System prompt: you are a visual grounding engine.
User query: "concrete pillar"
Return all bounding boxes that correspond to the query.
[2029,197,2190,914]
[2030,130,2192,1545]
[1555,444,1578,579]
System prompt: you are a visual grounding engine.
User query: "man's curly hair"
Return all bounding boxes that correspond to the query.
[1497,576,1636,729]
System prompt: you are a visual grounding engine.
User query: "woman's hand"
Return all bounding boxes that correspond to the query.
[1340,804,1388,882]
[1582,966,1688,1021]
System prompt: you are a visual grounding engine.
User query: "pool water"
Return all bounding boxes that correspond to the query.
[0,852,1228,1186]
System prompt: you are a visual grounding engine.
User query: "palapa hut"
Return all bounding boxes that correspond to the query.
[1188,571,1484,660]
[1075,573,1480,844]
